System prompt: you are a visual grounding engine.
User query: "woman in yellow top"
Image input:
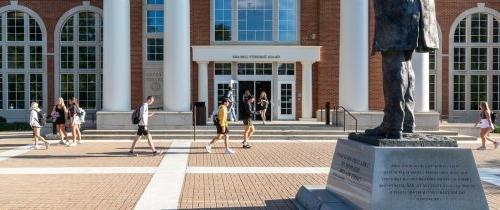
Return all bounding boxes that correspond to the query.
[205,98,235,154]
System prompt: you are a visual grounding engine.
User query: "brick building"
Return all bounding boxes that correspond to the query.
[0,0,498,127]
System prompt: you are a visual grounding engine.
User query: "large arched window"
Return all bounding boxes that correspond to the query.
[0,5,47,114]
[450,7,500,118]
[56,5,103,110]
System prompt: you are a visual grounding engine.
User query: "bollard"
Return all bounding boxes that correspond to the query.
[325,102,331,125]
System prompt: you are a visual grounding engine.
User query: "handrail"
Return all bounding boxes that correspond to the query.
[334,105,358,133]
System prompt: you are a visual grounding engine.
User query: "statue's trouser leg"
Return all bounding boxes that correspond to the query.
[380,51,411,133]
[403,51,416,132]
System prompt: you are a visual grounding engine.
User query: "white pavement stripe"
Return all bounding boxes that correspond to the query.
[43,139,339,143]
[134,141,191,210]
[186,167,331,174]
[479,168,500,187]
[0,167,157,174]
[0,145,32,162]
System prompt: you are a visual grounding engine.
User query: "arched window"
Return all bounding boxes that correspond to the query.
[0,6,46,114]
[56,6,103,110]
[451,9,500,116]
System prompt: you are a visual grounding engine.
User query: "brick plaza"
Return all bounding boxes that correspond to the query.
[1,135,500,209]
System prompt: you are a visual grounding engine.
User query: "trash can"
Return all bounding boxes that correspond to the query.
[193,102,207,126]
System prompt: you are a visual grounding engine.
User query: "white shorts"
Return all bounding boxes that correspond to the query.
[480,119,490,129]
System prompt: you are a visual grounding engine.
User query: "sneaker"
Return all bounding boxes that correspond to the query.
[205,144,212,153]
[58,140,65,145]
[242,141,252,149]
[224,148,235,154]
[77,141,82,145]
[152,150,162,156]
[66,142,76,147]
[129,151,138,157]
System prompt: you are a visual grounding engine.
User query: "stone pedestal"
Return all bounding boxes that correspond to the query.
[96,111,193,130]
[295,138,488,210]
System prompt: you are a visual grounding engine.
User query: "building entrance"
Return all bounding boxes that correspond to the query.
[238,81,272,121]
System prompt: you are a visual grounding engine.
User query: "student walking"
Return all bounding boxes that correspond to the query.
[475,101,499,150]
[52,98,69,145]
[205,98,235,154]
[223,87,237,121]
[67,97,82,146]
[130,96,160,156]
[258,91,269,125]
[29,102,50,150]
[241,95,256,149]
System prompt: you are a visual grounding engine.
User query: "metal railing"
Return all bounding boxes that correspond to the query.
[334,105,358,133]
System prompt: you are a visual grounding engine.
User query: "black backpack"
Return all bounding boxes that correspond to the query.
[491,112,497,124]
[37,111,47,127]
[131,106,142,125]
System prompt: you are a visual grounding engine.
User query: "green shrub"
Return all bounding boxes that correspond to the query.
[0,122,31,131]
[494,125,500,133]
[0,116,7,124]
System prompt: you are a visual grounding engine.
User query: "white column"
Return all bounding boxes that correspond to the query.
[103,0,131,111]
[339,0,369,111]
[164,0,191,111]
[412,52,430,112]
[197,61,209,105]
[301,61,313,119]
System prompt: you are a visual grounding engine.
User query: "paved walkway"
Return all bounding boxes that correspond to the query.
[0,138,500,209]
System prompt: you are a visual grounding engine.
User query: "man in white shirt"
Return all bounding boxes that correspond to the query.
[129,96,159,156]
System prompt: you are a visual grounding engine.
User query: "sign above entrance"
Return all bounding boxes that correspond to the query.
[192,45,321,63]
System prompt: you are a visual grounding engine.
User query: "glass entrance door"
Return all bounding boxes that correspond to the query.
[237,80,272,121]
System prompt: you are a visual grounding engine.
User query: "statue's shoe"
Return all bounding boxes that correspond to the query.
[365,126,402,139]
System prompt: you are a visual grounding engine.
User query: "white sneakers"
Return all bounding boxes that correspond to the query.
[205,144,212,153]
[224,148,235,154]
[205,144,235,154]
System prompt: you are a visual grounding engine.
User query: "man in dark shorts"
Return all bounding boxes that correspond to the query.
[205,98,235,154]
[130,96,160,156]
[241,95,255,148]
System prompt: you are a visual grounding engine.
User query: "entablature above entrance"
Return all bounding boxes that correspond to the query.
[192,45,321,63]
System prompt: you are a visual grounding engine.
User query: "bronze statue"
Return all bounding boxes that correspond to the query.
[365,0,439,139]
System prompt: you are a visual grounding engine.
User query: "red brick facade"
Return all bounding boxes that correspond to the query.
[1,0,499,119]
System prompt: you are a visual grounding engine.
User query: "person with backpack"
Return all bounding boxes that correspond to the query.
[67,96,82,146]
[205,98,235,154]
[474,101,499,150]
[29,102,49,150]
[241,95,256,149]
[129,96,160,156]
[52,98,70,145]
[223,87,237,122]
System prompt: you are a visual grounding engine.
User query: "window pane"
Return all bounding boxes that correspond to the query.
[29,17,42,41]
[0,75,2,109]
[7,11,24,42]
[60,74,74,104]
[238,0,273,41]
[429,51,436,71]
[215,0,232,41]
[494,19,499,43]
[280,83,293,114]
[470,48,487,71]
[494,48,500,71]
[215,63,232,75]
[30,46,43,69]
[453,48,465,71]
[238,63,255,75]
[79,74,97,109]
[147,39,164,61]
[494,76,500,110]
[278,63,295,75]
[454,19,466,43]
[453,75,465,110]
[429,74,436,110]
[147,11,164,33]
[256,63,272,75]
[147,0,164,4]
[7,46,24,69]
[79,47,96,69]
[61,16,74,42]
[7,74,25,109]
[61,46,74,69]
[471,13,488,43]
[470,75,487,110]
[217,83,230,105]
[278,0,297,42]
[30,74,43,106]
[79,12,96,41]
